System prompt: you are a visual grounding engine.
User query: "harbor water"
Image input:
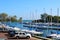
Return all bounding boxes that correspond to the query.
[2,21,60,37]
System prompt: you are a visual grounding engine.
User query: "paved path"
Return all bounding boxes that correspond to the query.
[0,33,42,40]
[6,37,42,40]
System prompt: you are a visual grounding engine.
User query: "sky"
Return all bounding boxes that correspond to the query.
[0,0,60,20]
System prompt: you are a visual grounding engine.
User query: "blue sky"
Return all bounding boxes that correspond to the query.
[0,0,60,20]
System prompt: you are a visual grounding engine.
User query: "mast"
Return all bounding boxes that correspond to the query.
[35,9,37,30]
[32,11,34,30]
[50,8,53,34]
[30,11,32,30]
[30,10,34,30]
[43,8,46,23]
[57,8,59,34]
[43,8,48,36]
[57,8,59,25]
[33,10,37,30]
[51,8,52,27]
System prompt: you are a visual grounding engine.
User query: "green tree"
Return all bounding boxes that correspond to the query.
[41,13,48,22]
[11,15,17,22]
[46,15,52,22]
[41,13,48,20]
[0,13,8,22]
[53,16,60,23]
[18,17,22,23]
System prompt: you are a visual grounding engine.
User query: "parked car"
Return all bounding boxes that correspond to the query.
[15,32,31,39]
[8,30,15,37]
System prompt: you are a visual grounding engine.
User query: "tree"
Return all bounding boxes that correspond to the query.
[0,13,8,22]
[41,13,48,22]
[47,15,52,22]
[11,15,17,22]
[41,13,48,20]
[53,16,60,23]
[18,17,22,23]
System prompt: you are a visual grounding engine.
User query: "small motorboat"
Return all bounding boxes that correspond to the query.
[13,27,20,31]
[47,34,60,39]
[46,34,57,38]
[56,34,60,39]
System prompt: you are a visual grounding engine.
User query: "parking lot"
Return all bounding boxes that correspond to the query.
[0,33,41,40]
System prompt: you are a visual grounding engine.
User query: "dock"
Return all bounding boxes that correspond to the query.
[23,25,60,30]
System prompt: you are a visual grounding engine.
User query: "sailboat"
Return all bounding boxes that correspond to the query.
[55,8,60,39]
[47,9,53,38]
[34,10,43,35]
[23,10,43,35]
[46,8,60,39]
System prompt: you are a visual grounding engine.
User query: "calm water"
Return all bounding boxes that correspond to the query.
[3,22,60,37]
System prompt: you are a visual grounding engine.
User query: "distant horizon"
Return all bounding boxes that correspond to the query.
[0,0,60,20]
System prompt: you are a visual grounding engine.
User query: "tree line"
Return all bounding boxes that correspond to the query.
[0,13,22,22]
[33,13,60,23]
